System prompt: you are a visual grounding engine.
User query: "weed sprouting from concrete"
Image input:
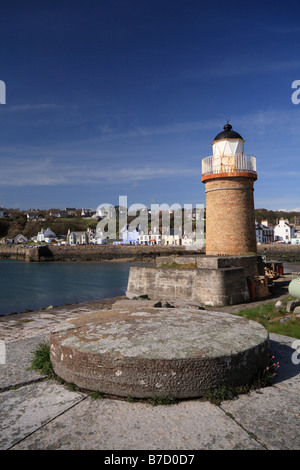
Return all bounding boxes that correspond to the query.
[147,395,178,406]
[30,342,55,378]
[90,391,105,399]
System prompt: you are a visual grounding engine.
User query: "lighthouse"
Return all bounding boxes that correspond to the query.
[202,123,257,256]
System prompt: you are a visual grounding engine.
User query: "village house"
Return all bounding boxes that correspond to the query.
[81,208,93,218]
[36,228,57,243]
[27,211,45,221]
[255,220,274,244]
[65,208,77,216]
[274,218,295,243]
[181,231,205,247]
[88,228,107,245]
[4,234,28,244]
[67,229,89,245]
[13,234,28,244]
[291,230,300,245]
[49,209,69,218]
[161,228,182,246]
[121,225,140,245]
[139,227,161,245]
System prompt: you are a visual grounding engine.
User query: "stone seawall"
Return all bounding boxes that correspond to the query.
[0,245,202,262]
[0,247,27,260]
[1,243,299,262]
[38,245,202,262]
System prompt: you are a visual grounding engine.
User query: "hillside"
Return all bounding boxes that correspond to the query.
[0,213,99,240]
[254,208,300,226]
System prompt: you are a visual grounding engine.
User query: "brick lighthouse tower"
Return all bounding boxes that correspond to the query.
[202,123,257,256]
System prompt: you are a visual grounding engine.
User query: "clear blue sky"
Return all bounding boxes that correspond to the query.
[1,0,300,212]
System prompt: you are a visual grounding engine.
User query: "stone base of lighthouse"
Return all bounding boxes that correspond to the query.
[126,253,266,307]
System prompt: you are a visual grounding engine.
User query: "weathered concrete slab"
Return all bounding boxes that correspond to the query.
[0,296,123,343]
[0,380,86,450]
[11,397,263,450]
[221,386,300,450]
[0,335,48,391]
[50,307,270,398]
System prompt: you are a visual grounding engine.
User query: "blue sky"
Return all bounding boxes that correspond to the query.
[1,0,300,211]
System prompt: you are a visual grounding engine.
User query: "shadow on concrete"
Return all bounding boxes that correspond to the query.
[270,339,300,384]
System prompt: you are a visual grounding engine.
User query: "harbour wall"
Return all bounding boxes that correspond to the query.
[0,243,299,262]
[0,245,203,262]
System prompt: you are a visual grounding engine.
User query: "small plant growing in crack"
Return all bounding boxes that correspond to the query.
[30,342,55,378]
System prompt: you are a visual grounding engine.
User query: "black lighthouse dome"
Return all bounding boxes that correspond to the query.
[213,123,244,142]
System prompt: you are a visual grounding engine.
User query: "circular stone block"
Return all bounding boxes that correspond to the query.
[50,307,270,399]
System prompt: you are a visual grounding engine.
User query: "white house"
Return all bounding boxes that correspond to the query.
[181,231,205,247]
[162,228,182,246]
[274,219,295,243]
[88,228,107,245]
[121,225,140,245]
[139,228,161,245]
[291,231,300,245]
[37,228,57,243]
[67,230,89,245]
[27,211,45,221]
[81,208,93,218]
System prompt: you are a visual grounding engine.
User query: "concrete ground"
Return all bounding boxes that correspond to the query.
[0,282,300,451]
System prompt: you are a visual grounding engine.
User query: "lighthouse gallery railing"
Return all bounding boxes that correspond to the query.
[202,154,257,176]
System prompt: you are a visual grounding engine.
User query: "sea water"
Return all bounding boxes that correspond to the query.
[0,259,136,316]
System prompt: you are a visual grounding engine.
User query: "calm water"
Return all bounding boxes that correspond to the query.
[0,259,138,316]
